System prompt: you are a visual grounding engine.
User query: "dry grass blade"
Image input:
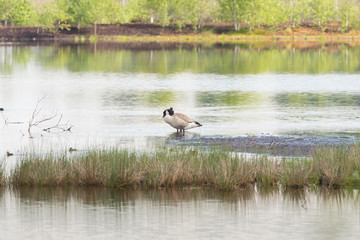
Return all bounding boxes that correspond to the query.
[311,145,356,186]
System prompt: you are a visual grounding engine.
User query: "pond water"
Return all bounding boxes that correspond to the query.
[1,41,360,239]
[1,42,360,157]
[0,187,359,239]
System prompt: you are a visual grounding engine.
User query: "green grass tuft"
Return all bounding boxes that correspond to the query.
[0,160,5,186]
[6,144,360,190]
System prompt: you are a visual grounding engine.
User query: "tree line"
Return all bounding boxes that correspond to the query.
[1,0,360,32]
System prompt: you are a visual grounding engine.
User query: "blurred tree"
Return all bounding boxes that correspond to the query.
[243,0,263,32]
[338,0,359,32]
[261,0,285,27]
[1,0,360,31]
[282,0,311,28]
[39,0,72,28]
[309,0,336,29]
[0,0,12,25]
[0,0,38,26]
[218,0,244,31]
[65,0,92,29]
[88,0,118,34]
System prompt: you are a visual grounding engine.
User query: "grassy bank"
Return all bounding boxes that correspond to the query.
[7,145,360,190]
[2,25,360,44]
[83,33,360,45]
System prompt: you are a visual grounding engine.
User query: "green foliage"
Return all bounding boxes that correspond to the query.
[338,0,360,32]
[284,0,311,28]
[218,0,246,31]
[0,0,38,26]
[39,0,72,28]
[0,0,12,25]
[87,0,119,33]
[65,0,92,28]
[309,0,336,29]
[2,0,360,32]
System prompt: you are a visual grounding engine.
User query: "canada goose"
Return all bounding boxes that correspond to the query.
[162,107,202,134]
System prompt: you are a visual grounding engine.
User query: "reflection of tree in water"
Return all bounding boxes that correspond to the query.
[0,46,34,74]
[1,43,359,74]
[102,89,264,112]
[102,90,175,108]
[141,91,175,107]
[103,90,141,107]
[197,91,262,107]
[1,42,354,74]
[275,93,360,107]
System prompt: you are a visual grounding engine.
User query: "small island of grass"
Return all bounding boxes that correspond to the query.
[2,144,359,191]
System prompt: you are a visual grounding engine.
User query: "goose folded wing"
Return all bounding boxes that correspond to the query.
[175,113,196,123]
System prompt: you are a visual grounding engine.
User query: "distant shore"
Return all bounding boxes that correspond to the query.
[1,23,360,42]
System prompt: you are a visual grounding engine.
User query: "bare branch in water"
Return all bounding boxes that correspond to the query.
[28,96,72,138]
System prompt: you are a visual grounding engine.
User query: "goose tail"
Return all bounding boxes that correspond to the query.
[184,121,202,130]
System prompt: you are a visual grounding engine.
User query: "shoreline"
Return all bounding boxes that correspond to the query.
[1,24,360,43]
[168,135,360,157]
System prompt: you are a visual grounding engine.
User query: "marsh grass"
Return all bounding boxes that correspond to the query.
[7,144,360,190]
[141,150,198,188]
[68,149,141,188]
[0,160,5,186]
[202,152,256,190]
[279,159,313,188]
[311,145,359,186]
[10,154,72,186]
[254,156,280,186]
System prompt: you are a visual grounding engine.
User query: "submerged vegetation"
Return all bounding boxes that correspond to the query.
[5,144,360,190]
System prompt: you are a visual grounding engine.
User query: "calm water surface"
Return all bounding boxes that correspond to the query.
[0,187,359,239]
[1,42,360,155]
[1,42,360,239]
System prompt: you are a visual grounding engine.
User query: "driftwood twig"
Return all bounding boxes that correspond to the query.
[28,96,72,137]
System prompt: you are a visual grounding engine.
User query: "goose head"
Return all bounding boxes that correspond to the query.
[162,107,174,118]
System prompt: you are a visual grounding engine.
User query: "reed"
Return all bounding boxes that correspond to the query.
[254,156,280,186]
[69,148,142,188]
[141,150,200,188]
[279,159,313,188]
[0,160,5,186]
[7,144,360,190]
[350,144,360,172]
[311,145,358,186]
[201,151,256,190]
[10,154,72,186]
